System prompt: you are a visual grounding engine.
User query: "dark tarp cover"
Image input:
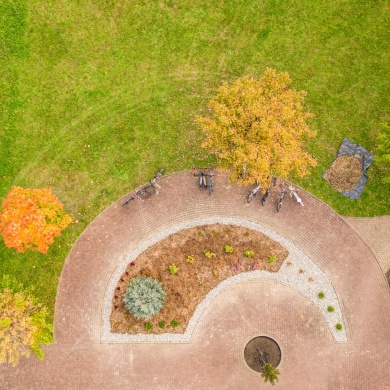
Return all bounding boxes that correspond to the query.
[322,138,374,199]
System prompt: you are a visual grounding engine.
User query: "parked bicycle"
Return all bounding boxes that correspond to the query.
[276,185,287,212]
[207,168,215,195]
[122,168,164,206]
[193,167,215,194]
[199,169,207,189]
[261,188,271,206]
[285,181,304,206]
[247,182,260,203]
[261,177,277,206]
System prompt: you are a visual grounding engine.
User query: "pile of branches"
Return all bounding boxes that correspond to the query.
[325,156,363,192]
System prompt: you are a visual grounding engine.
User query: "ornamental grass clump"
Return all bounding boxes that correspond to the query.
[123,277,166,320]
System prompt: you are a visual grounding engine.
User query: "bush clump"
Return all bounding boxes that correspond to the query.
[123,276,166,320]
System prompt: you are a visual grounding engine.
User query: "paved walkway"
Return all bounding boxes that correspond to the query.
[343,216,390,275]
[2,171,390,389]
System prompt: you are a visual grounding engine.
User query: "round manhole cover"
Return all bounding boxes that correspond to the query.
[244,336,281,373]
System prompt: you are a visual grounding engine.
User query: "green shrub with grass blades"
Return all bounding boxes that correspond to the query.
[336,323,343,331]
[158,321,166,329]
[327,306,335,312]
[123,277,166,320]
[144,322,153,331]
[318,292,325,299]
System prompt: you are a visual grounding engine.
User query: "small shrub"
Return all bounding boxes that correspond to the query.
[318,291,325,299]
[224,245,234,253]
[168,264,179,275]
[158,321,166,329]
[327,306,335,312]
[170,319,180,328]
[336,323,343,331]
[267,255,277,263]
[186,255,195,264]
[144,322,153,331]
[261,363,280,386]
[203,250,216,259]
[243,231,250,237]
[308,277,314,282]
[287,261,292,266]
[211,230,219,236]
[197,231,204,237]
[123,276,166,320]
[244,250,254,258]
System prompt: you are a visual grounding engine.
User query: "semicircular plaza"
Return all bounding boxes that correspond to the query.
[101,216,347,343]
[2,171,388,389]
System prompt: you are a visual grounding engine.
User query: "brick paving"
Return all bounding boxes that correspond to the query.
[1,171,390,389]
[343,216,390,274]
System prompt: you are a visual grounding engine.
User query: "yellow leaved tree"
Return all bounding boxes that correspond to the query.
[196,69,317,187]
[0,276,53,367]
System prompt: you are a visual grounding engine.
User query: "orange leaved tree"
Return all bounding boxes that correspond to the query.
[0,186,72,253]
[196,68,317,187]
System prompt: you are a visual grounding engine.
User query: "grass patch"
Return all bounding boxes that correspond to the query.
[0,0,388,325]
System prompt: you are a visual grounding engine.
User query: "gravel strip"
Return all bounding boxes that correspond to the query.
[101,217,347,343]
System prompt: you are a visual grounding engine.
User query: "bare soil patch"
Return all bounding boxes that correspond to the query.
[325,155,363,192]
[244,336,282,372]
[110,224,288,334]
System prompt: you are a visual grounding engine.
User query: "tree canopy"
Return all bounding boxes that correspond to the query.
[196,68,317,187]
[0,186,72,254]
[0,275,53,367]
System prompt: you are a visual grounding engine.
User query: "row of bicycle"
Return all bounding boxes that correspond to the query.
[121,168,303,212]
[246,177,303,212]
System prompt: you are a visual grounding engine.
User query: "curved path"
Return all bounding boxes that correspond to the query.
[2,171,390,389]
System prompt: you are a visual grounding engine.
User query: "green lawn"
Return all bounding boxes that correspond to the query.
[1,0,389,320]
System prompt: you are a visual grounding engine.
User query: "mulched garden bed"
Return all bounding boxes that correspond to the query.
[110,224,288,334]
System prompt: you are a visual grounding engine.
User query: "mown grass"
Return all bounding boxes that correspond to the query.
[0,0,389,320]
